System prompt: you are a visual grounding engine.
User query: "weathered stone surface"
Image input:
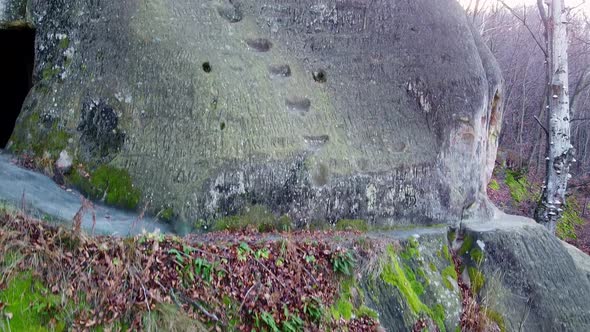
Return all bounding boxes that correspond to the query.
[0,0,28,27]
[54,149,73,173]
[7,0,503,227]
[456,216,590,332]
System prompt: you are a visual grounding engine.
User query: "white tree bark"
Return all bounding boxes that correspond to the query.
[536,0,575,233]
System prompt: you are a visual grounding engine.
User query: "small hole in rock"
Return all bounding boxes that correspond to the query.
[220,122,226,130]
[202,62,212,73]
[313,70,327,83]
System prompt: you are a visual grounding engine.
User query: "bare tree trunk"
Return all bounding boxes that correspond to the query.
[535,0,575,233]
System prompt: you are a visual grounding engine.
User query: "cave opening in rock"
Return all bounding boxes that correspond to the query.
[0,27,35,148]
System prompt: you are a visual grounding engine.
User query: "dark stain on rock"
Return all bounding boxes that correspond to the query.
[312,163,330,186]
[245,38,273,52]
[303,135,329,147]
[269,64,291,78]
[77,99,125,162]
[217,2,243,23]
[285,96,311,114]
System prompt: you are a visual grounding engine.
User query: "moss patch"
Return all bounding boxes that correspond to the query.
[330,277,374,321]
[335,219,369,232]
[9,112,70,159]
[158,206,176,222]
[380,245,446,332]
[458,235,474,256]
[0,272,65,331]
[380,249,426,313]
[91,166,141,209]
[488,179,500,191]
[441,265,458,291]
[68,165,141,210]
[58,37,70,49]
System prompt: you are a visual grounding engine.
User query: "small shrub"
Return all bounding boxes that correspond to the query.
[331,250,356,276]
[303,297,324,323]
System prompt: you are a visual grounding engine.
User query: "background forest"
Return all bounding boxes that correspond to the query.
[463,1,590,249]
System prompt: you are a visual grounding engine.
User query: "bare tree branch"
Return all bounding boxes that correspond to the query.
[497,0,548,56]
[534,115,549,134]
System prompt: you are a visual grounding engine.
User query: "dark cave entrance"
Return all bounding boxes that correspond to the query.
[0,27,35,148]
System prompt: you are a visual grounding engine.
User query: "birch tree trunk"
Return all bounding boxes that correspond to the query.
[535,0,575,233]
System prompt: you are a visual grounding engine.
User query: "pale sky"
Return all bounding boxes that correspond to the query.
[459,0,590,13]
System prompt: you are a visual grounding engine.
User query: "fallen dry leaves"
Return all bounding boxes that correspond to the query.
[0,212,380,331]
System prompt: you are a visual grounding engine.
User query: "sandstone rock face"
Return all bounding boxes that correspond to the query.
[6,0,503,227]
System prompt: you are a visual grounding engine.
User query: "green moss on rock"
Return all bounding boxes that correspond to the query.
[158,206,176,222]
[91,166,141,209]
[67,165,141,210]
[441,265,458,291]
[458,235,474,256]
[381,245,429,315]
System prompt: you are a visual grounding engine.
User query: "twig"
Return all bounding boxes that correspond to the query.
[172,288,221,322]
[130,201,150,233]
[254,258,280,282]
[238,280,260,313]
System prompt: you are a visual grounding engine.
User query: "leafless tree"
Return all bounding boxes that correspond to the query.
[533,0,575,233]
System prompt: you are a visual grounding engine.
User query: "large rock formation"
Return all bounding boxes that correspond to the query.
[3,0,503,228]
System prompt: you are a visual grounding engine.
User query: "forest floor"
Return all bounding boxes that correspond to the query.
[487,167,590,255]
[570,218,590,255]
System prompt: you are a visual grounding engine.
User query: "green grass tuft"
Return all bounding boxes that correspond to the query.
[470,248,484,265]
[467,267,485,295]
[212,205,292,232]
[335,219,369,232]
[0,271,65,331]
